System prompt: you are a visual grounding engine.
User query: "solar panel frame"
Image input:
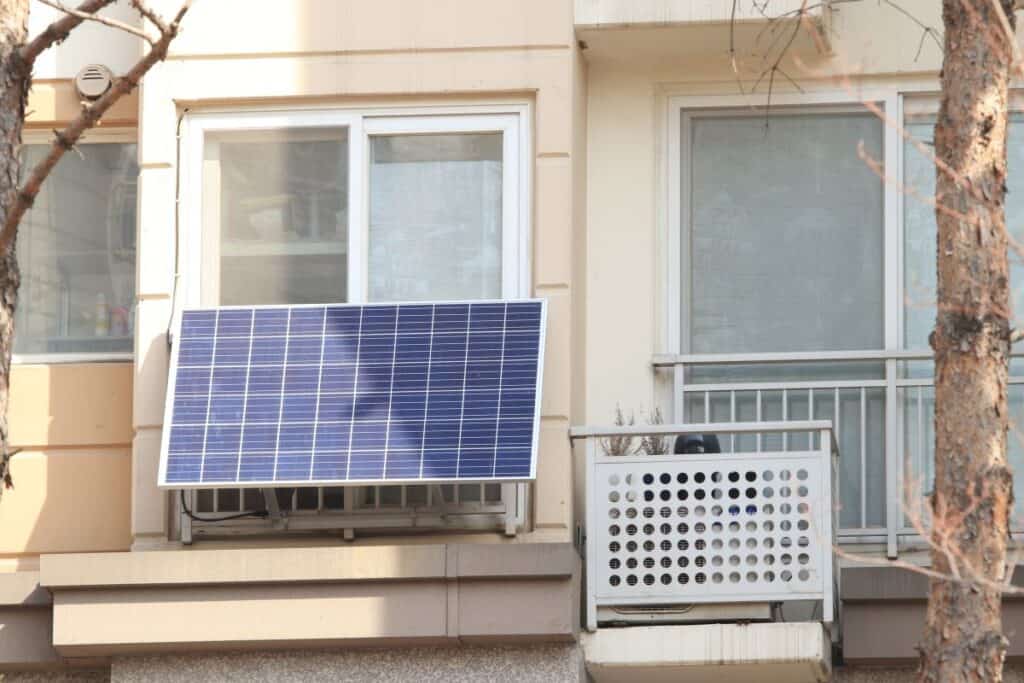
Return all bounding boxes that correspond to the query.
[158,299,546,489]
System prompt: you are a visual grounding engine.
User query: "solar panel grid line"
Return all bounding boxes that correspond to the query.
[342,306,366,481]
[417,304,437,480]
[380,303,402,479]
[197,309,221,484]
[491,303,510,478]
[233,310,257,482]
[305,307,330,481]
[270,309,294,482]
[453,303,474,479]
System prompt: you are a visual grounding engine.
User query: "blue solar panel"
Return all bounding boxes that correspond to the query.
[158,300,546,488]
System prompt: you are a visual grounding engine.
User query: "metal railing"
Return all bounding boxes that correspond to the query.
[653,349,1024,557]
[178,482,527,543]
[571,421,838,632]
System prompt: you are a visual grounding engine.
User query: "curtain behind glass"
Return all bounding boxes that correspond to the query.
[207,127,349,306]
[688,113,885,354]
[368,133,502,302]
[903,114,1024,350]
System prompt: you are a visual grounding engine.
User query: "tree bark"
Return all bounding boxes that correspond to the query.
[920,1,1017,681]
[0,1,29,492]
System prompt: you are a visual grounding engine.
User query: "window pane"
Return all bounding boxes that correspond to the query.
[368,133,503,302]
[903,114,1024,350]
[15,142,137,355]
[903,384,1024,528]
[205,128,348,305]
[687,113,885,353]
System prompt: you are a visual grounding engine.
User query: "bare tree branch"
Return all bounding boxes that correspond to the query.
[19,0,117,65]
[35,0,155,44]
[130,0,169,33]
[1,0,194,250]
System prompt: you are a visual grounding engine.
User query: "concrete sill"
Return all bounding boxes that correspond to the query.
[583,622,831,683]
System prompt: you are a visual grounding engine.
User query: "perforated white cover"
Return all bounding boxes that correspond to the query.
[587,450,834,618]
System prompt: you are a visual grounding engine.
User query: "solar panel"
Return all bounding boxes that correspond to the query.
[158,300,546,488]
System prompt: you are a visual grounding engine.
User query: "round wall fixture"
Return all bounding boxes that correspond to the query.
[74,64,114,100]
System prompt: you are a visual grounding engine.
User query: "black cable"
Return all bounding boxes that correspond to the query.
[179,490,270,522]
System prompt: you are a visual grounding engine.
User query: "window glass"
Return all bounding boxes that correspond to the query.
[903,114,1024,350]
[368,133,503,302]
[687,112,885,354]
[204,127,348,305]
[15,142,137,355]
[902,114,1024,522]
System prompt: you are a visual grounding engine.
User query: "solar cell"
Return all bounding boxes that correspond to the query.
[158,300,545,488]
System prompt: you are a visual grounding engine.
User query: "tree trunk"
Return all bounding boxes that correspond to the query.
[919,1,1017,681]
[0,1,28,494]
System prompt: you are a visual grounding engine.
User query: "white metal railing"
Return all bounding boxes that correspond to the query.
[572,421,838,632]
[178,482,526,542]
[653,349,1024,558]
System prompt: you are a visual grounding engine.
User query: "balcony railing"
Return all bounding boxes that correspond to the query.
[653,349,1024,557]
[572,421,838,632]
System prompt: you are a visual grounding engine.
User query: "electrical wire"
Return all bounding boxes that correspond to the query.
[179,490,269,522]
[165,107,190,343]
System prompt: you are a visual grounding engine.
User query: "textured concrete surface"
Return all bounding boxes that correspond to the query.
[110,644,583,683]
[836,665,1024,682]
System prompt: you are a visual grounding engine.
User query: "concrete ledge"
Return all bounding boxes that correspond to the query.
[40,543,577,589]
[841,566,1024,664]
[0,572,58,669]
[583,622,830,683]
[42,542,580,657]
[0,571,49,606]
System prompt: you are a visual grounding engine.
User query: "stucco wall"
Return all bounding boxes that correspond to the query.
[0,364,133,559]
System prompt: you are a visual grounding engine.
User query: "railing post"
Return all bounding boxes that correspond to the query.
[673,364,685,423]
[885,358,899,558]
[585,437,598,631]
[821,427,837,632]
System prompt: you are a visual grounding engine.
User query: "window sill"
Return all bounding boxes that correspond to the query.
[11,352,134,365]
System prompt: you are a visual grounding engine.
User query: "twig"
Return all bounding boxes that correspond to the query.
[35,0,155,44]
[20,0,118,64]
[1,1,194,250]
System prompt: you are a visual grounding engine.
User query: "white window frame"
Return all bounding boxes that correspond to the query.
[180,105,531,315]
[13,127,139,364]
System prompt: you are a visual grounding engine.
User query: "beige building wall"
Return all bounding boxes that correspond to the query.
[0,0,142,568]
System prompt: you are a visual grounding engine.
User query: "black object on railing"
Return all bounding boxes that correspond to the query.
[674,434,722,455]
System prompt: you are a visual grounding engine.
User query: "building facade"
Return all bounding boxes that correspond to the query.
[0,1,1022,681]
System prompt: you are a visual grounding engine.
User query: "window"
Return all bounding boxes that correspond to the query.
[16,136,138,357]
[203,127,349,306]
[671,93,1024,537]
[189,110,525,307]
[685,111,885,355]
[181,108,528,535]
[900,108,1024,520]
[368,132,503,301]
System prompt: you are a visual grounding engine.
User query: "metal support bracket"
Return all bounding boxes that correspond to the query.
[262,488,284,527]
